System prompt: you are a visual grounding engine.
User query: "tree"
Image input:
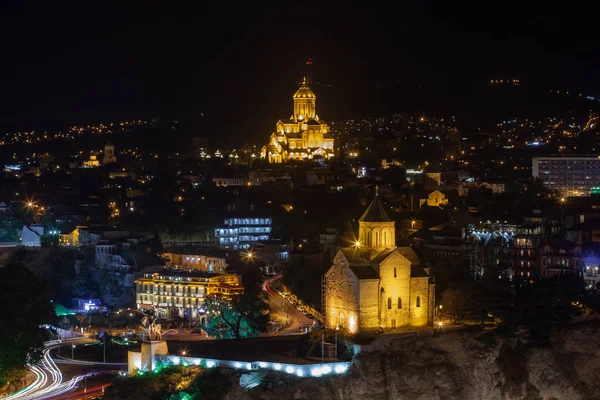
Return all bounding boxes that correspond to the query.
[203,292,269,340]
[0,214,21,242]
[0,262,55,387]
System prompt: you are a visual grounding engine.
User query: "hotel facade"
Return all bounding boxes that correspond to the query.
[135,269,243,319]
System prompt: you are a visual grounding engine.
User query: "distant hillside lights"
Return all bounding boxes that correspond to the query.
[489,78,520,86]
[0,119,147,146]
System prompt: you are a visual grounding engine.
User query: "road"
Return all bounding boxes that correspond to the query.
[263,275,314,336]
[5,337,125,400]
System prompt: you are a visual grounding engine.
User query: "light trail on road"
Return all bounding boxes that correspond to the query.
[4,337,97,400]
[262,274,282,297]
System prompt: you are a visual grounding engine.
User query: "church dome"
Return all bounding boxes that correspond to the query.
[293,77,316,99]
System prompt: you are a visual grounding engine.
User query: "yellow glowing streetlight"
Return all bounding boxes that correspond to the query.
[560,198,566,204]
[354,240,361,248]
[181,350,187,356]
[411,220,416,229]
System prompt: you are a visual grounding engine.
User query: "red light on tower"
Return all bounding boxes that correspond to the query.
[306,57,313,65]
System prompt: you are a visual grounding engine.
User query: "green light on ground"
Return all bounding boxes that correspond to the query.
[54,303,74,316]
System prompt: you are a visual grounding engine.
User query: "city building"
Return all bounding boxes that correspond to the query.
[162,251,228,274]
[540,241,582,278]
[260,77,334,163]
[324,191,435,333]
[95,244,134,287]
[250,240,290,274]
[411,223,463,259]
[532,156,600,196]
[72,298,103,312]
[82,152,101,168]
[59,226,101,246]
[215,217,272,249]
[583,256,600,289]
[419,190,449,208]
[463,224,515,278]
[213,176,248,187]
[135,268,244,318]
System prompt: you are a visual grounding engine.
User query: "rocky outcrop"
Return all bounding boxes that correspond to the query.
[227,322,600,400]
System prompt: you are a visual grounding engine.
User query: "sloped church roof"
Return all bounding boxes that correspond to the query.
[359,192,391,222]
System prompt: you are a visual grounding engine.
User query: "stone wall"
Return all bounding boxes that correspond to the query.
[377,253,412,328]
[325,256,359,332]
[358,280,380,329]
[409,276,433,326]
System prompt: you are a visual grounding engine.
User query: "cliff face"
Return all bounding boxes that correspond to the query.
[226,321,600,400]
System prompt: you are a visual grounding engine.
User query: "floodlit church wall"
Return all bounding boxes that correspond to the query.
[358,280,380,329]
[378,254,412,327]
[409,276,432,326]
[325,258,360,332]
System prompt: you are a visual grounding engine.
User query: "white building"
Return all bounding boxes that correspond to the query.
[532,156,600,197]
[215,217,272,249]
[21,225,44,246]
[251,240,289,274]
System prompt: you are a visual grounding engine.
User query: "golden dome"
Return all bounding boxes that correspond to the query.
[293,76,316,99]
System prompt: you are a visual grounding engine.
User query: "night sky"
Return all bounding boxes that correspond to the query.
[1,4,598,144]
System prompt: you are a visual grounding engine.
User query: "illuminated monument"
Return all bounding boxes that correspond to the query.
[260,77,334,163]
[324,189,435,333]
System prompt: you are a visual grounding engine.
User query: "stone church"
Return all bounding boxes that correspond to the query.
[324,191,435,332]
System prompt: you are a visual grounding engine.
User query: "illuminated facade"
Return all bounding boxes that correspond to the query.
[162,252,228,274]
[532,156,600,196]
[324,192,435,332]
[135,270,243,318]
[261,77,334,163]
[215,217,272,249]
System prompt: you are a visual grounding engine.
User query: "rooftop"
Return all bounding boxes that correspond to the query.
[359,193,391,223]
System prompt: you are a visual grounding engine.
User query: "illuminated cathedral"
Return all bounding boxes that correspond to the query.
[260,77,334,163]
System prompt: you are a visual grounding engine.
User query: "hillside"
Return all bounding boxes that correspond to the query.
[225,320,600,400]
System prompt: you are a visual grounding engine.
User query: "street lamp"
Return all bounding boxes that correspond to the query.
[72,344,76,360]
[354,240,361,248]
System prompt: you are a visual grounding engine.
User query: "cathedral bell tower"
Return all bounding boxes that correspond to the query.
[358,186,395,250]
[293,76,316,120]
[103,141,116,165]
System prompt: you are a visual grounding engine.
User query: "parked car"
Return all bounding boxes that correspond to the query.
[122,329,136,336]
[162,329,179,336]
[190,329,204,335]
